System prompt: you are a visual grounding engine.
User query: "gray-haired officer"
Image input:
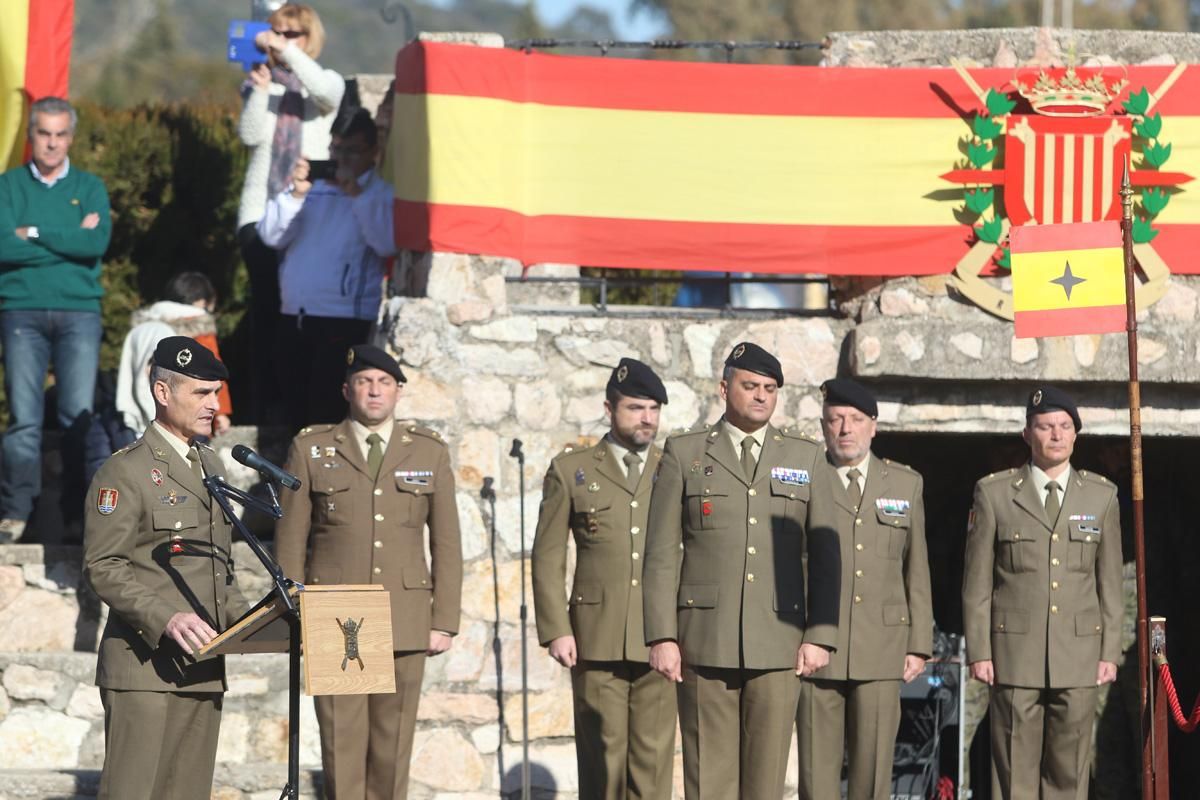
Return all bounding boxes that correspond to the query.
[642,342,841,800]
[797,378,932,800]
[963,386,1123,800]
[84,336,249,800]
[532,357,676,800]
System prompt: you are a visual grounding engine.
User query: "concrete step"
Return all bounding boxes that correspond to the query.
[0,765,323,799]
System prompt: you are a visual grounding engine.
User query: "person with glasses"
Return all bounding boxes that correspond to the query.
[237,2,343,425]
[257,107,397,433]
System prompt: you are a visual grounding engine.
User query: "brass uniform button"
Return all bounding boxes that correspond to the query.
[748,517,757,525]
[374,488,383,496]
[747,546,757,555]
[853,595,862,604]
[1051,558,1060,567]
[855,543,864,551]
[630,500,639,508]
[373,567,382,575]
[374,541,383,549]
[1051,580,1059,590]
[998,623,1005,631]
[854,569,864,578]
[747,573,755,582]
[686,599,694,606]
[374,513,385,522]
[1050,605,1059,614]
[1051,533,1060,541]
[630,526,640,534]
[1013,532,1021,540]
[631,579,639,586]
[855,519,863,526]
[748,488,757,497]
[631,552,640,560]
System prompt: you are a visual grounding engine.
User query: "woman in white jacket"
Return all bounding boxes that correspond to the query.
[236,3,344,422]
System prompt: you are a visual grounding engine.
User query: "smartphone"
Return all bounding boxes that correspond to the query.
[307,160,338,182]
[227,20,270,70]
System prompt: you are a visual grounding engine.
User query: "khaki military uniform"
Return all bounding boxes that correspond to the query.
[963,463,1123,800]
[642,422,841,800]
[797,454,933,800]
[532,438,676,800]
[83,424,250,800]
[275,419,463,800]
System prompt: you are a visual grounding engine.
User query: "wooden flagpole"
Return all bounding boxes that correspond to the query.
[1121,162,1160,799]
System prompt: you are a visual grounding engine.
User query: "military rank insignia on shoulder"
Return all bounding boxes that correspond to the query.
[297,424,336,438]
[1078,469,1115,487]
[882,458,918,475]
[404,424,446,444]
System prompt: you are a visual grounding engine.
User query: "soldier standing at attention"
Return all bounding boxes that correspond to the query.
[84,336,249,800]
[797,378,932,800]
[642,342,841,800]
[963,386,1122,800]
[532,357,677,800]
[275,344,463,800]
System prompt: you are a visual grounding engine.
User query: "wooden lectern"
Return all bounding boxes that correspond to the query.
[202,584,395,695]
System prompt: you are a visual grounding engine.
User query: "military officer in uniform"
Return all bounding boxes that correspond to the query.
[275,344,463,800]
[797,378,933,800]
[642,342,841,800]
[532,358,676,800]
[84,336,249,800]
[963,386,1122,800]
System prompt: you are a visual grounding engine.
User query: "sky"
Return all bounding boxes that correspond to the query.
[533,0,667,39]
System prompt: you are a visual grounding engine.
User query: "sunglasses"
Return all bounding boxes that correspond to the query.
[274,29,306,38]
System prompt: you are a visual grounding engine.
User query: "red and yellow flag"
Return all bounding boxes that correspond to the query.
[387,42,1200,275]
[0,0,74,170]
[1010,221,1126,339]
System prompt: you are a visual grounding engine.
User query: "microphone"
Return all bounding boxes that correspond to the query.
[231,444,302,491]
[188,435,225,481]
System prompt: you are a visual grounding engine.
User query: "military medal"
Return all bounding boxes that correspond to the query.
[170,534,184,554]
[327,500,336,513]
[701,500,713,516]
[690,460,701,473]
[310,445,321,459]
[325,446,336,457]
[876,498,910,516]
[770,467,810,486]
[587,482,600,493]
[575,468,586,486]
[150,468,164,486]
[704,465,714,476]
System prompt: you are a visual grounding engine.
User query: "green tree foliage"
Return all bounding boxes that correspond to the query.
[67,103,247,372]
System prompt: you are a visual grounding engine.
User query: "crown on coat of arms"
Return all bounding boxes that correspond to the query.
[1014,65,1128,117]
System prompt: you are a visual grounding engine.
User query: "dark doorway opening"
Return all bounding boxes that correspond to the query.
[874,430,1200,799]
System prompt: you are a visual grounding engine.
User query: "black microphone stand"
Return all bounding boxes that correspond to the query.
[508,439,530,800]
[196,448,302,800]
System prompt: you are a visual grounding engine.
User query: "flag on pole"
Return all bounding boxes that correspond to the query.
[0,0,74,170]
[1010,221,1127,338]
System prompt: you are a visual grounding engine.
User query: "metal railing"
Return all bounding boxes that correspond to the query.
[505,271,832,314]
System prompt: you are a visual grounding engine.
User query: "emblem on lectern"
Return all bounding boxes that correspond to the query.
[337,617,365,671]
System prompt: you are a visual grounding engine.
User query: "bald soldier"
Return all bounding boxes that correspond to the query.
[532,357,676,800]
[642,342,841,800]
[275,344,463,800]
[963,386,1123,800]
[84,336,250,800]
[797,378,932,800]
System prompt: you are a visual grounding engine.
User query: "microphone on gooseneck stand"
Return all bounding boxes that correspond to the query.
[231,444,303,491]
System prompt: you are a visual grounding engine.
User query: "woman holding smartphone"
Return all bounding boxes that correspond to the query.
[236,3,344,423]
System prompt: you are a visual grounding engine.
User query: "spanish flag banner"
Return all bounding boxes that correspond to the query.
[1010,221,1126,339]
[389,41,1200,276]
[0,0,74,170]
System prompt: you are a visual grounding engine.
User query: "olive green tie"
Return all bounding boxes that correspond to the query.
[846,467,863,510]
[187,448,204,482]
[1045,480,1061,524]
[740,436,757,482]
[366,433,384,481]
[623,451,642,493]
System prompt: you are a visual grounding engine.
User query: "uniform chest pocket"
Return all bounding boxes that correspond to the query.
[769,478,810,525]
[874,508,909,559]
[393,473,432,527]
[685,478,728,531]
[571,499,613,540]
[997,528,1039,573]
[313,471,354,526]
[153,508,199,534]
[1068,522,1102,572]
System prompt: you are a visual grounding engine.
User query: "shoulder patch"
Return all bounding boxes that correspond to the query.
[296,424,337,439]
[881,457,918,475]
[1079,469,1115,487]
[405,424,447,444]
[111,439,144,457]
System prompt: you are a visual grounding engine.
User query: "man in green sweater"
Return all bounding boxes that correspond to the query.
[0,97,111,542]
